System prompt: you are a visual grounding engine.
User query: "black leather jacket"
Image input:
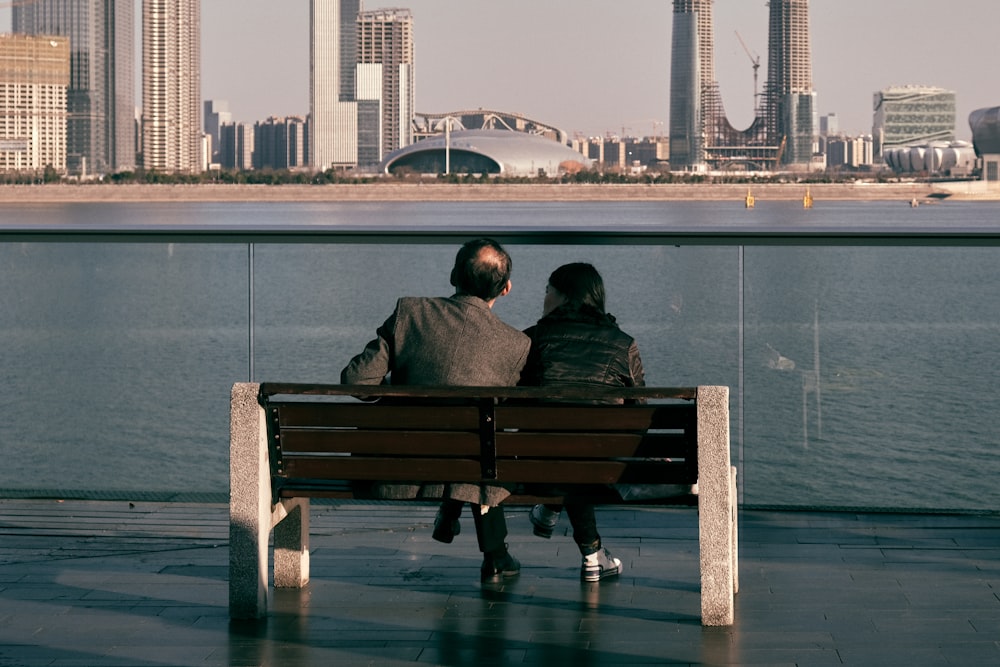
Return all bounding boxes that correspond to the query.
[520,303,645,399]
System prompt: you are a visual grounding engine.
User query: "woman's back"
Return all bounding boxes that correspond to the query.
[521,303,644,395]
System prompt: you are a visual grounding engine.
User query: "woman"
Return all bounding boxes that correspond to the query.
[521,262,645,582]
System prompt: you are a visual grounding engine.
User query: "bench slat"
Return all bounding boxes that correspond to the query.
[280,456,689,485]
[496,432,691,458]
[271,402,692,432]
[274,403,480,430]
[276,429,692,459]
[278,430,481,455]
[496,404,693,431]
[282,457,481,480]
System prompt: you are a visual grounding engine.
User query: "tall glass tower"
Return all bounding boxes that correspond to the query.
[142,0,201,173]
[765,0,815,165]
[13,0,135,175]
[310,0,361,171]
[668,0,715,170]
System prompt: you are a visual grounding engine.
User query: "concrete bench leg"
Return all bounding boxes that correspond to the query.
[229,382,271,619]
[697,385,735,626]
[274,498,310,588]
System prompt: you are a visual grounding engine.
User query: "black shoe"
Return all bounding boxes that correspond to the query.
[432,507,461,544]
[481,549,520,583]
[528,504,560,539]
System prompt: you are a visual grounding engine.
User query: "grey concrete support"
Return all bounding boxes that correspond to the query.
[229,382,270,618]
[696,385,736,626]
[274,498,310,588]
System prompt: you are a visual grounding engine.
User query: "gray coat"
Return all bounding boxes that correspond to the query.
[341,294,530,505]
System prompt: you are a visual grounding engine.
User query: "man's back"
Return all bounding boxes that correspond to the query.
[341,295,529,387]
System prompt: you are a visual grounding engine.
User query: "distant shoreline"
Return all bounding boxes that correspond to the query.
[0,181,994,203]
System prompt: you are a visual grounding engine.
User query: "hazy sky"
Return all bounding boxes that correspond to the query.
[5,1,999,140]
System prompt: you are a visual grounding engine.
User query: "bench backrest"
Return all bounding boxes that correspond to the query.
[259,383,699,498]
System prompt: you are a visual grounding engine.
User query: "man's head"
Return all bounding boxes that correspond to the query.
[450,238,513,302]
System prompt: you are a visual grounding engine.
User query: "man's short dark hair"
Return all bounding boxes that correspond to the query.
[450,238,512,300]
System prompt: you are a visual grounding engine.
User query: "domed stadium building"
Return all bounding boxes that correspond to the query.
[380,129,591,178]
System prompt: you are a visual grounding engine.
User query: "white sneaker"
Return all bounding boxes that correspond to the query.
[581,547,622,582]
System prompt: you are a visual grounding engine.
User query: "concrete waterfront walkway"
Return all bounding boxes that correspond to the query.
[0,499,997,666]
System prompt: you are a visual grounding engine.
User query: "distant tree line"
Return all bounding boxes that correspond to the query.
[3,165,907,186]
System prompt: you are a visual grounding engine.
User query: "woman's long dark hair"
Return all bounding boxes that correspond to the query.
[548,262,606,313]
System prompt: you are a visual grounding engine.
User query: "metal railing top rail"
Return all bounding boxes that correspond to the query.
[4,225,1000,246]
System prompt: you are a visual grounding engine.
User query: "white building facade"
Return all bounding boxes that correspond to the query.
[310,0,360,171]
[142,0,201,173]
[0,35,70,172]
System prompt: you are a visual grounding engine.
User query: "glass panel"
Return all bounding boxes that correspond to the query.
[0,243,248,498]
[743,246,1000,511]
[252,243,740,396]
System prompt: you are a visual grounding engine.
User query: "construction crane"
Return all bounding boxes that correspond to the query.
[735,30,761,115]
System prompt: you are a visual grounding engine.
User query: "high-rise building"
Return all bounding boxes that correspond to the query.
[254,116,309,170]
[204,100,232,165]
[142,0,201,173]
[765,0,815,166]
[357,8,414,167]
[668,0,713,170]
[819,113,838,137]
[873,86,956,158]
[219,122,254,170]
[0,35,70,172]
[668,0,815,170]
[310,0,361,171]
[13,0,135,175]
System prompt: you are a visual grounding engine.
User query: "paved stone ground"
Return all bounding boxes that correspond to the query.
[0,499,998,666]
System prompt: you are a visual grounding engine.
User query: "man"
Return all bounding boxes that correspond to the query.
[341,238,530,583]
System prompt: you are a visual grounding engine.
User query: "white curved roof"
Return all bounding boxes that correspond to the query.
[381,129,591,177]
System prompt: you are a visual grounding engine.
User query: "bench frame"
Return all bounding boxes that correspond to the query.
[229,382,737,625]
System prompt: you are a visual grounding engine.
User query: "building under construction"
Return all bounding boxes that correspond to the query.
[669,0,815,171]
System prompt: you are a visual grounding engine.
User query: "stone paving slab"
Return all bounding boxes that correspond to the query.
[0,499,997,666]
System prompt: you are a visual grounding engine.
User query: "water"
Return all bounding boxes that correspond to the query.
[1,199,999,511]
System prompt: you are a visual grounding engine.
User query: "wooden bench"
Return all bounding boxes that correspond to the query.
[229,382,738,625]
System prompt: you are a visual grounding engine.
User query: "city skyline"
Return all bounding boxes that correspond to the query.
[2,0,998,141]
[199,0,1000,142]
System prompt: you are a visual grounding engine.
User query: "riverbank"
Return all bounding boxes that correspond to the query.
[0,181,992,203]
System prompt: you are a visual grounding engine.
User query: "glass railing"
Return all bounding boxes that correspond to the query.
[2,224,998,512]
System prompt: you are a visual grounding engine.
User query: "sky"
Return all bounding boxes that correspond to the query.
[4,1,999,140]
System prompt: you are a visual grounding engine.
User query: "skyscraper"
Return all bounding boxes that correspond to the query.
[13,0,135,175]
[357,8,414,166]
[142,0,201,173]
[310,0,361,171]
[765,0,816,165]
[668,0,713,170]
